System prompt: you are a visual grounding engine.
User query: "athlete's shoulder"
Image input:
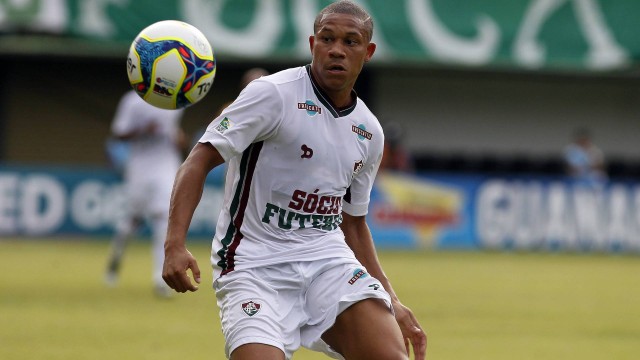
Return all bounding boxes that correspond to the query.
[355,98,382,128]
[354,95,375,115]
[241,66,307,104]
[350,98,384,149]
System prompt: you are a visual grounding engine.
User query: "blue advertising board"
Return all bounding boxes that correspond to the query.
[0,164,223,238]
[2,164,639,252]
[372,171,640,252]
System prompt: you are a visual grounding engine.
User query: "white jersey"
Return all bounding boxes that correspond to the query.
[112,90,183,183]
[111,90,184,214]
[200,66,384,278]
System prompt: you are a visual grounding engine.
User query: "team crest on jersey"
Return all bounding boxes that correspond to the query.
[352,124,372,141]
[241,301,261,317]
[353,160,364,177]
[298,100,322,116]
[214,117,232,134]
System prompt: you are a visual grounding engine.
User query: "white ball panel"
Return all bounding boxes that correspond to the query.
[144,49,186,110]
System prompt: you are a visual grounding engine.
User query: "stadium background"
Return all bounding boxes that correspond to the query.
[1,2,640,360]
[1,0,639,251]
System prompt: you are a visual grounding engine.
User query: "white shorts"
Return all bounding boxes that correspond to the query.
[124,177,172,218]
[213,258,392,359]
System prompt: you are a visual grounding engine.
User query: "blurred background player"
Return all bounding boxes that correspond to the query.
[105,89,186,297]
[563,127,607,189]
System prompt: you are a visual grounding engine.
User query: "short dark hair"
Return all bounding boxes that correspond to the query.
[314,1,374,41]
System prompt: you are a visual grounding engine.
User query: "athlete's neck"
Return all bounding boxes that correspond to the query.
[307,65,357,112]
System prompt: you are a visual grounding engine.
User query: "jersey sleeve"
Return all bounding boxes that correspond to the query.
[342,134,384,217]
[199,80,283,161]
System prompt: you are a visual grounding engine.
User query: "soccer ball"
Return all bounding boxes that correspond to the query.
[126,20,216,110]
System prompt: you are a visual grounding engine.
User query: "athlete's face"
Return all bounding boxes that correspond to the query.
[309,13,376,107]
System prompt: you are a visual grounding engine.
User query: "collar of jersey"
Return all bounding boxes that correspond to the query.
[305,64,357,118]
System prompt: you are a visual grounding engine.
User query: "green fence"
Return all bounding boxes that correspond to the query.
[0,0,637,71]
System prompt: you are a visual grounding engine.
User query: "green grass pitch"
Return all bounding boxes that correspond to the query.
[1,238,639,359]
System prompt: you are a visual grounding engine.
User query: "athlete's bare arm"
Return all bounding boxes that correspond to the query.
[162,142,225,293]
[340,212,427,359]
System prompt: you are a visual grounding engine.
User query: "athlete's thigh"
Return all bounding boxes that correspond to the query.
[301,261,394,357]
[231,343,285,360]
[215,265,305,359]
[322,298,407,360]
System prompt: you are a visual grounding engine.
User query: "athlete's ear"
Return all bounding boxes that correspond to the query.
[309,35,315,54]
[364,42,376,62]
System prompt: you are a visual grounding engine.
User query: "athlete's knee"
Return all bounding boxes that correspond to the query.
[323,299,408,359]
[351,328,408,360]
[341,344,408,360]
[373,348,409,360]
[230,343,285,360]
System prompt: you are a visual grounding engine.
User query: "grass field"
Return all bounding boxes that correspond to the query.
[1,238,639,360]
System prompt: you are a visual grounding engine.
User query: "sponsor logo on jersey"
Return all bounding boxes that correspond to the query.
[298,100,322,116]
[262,203,342,231]
[288,189,341,214]
[214,117,232,134]
[261,189,343,231]
[352,124,372,141]
[369,284,381,290]
[241,301,261,316]
[348,268,369,284]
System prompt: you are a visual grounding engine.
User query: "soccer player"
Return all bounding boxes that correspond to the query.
[563,128,607,189]
[162,1,427,359]
[105,90,186,297]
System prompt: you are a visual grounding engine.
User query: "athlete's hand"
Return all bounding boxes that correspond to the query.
[162,244,201,293]
[393,301,427,359]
